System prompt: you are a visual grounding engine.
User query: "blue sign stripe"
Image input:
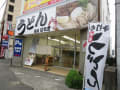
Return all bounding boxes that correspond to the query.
[14,39,23,57]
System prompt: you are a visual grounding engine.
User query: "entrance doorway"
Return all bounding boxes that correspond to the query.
[47,30,80,69]
[24,30,81,75]
[53,45,80,69]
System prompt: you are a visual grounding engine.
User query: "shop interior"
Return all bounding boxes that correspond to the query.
[24,30,81,76]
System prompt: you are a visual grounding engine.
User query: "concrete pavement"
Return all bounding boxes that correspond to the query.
[0,59,116,90]
[10,66,75,90]
[0,59,76,90]
[0,59,33,90]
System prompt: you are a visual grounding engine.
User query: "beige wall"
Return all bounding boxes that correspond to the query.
[12,0,22,27]
[4,0,22,59]
[79,29,87,74]
[23,37,32,61]
[4,0,22,29]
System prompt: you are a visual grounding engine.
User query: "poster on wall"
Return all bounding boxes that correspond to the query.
[14,39,23,56]
[84,23,110,90]
[15,0,98,36]
[29,38,40,53]
[23,0,64,14]
[24,38,39,66]
[56,0,98,30]
[24,53,36,66]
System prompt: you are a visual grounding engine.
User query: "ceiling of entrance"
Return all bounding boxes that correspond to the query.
[23,29,82,48]
[24,29,81,41]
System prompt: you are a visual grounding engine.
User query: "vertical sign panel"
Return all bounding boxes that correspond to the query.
[14,39,23,57]
[84,23,110,90]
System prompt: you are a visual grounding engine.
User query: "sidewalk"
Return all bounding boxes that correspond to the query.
[1,59,75,90]
[0,59,33,90]
[10,66,75,90]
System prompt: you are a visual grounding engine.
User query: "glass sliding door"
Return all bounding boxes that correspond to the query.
[47,31,80,69]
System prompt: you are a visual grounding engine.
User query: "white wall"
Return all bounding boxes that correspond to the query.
[116,0,120,90]
[101,0,115,58]
[20,0,25,15]
[100,0,110,24]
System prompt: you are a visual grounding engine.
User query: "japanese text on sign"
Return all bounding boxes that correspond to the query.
[15,7,56,36]
[14,39,23,56]
[84,23,109,90]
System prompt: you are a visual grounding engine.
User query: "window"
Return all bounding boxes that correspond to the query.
[9,5,14,12]
[8,14,13,21]
[10,0,15,3]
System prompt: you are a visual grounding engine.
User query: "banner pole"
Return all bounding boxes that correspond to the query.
[83,24,90,90]
[83,51,86,90]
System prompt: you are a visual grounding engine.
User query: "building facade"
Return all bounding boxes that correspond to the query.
[13,0,111,75]
[3,0,22,59]
[4,0,22,29]
[14,0,98,71]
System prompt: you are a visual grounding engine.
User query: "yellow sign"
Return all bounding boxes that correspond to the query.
[24,0,51,12]
[41,0,50,4]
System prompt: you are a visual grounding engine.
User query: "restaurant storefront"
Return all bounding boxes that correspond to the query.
[14,0,98,75]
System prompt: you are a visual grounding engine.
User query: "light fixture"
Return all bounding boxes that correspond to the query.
[62,35,80,44]
[48,37,66,44]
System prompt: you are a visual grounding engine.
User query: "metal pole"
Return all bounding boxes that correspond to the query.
[61,45,62,65]
[53,47,55,64]
[47,35,48,45]
[115,1,118,90]
[59,36,62,65]
[98,0,100,21]
[11,36,15,67]
[73,33,77,69]
[10,37,13,67]
[21,38,24,67]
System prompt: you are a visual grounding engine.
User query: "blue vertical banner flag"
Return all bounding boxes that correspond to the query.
[84,23,110,90]
[14,39,23,56]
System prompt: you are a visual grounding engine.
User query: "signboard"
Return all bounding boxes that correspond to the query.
[7,30,14,36]
[7,21,12,30]
[84,23,110,90]
[24,53,35,66]
[16,0,98,36]
[15,6,56,36]
[23,0,64,14]
[14,39,23,56]
[3,21,13,35]
[2,40,8,47]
